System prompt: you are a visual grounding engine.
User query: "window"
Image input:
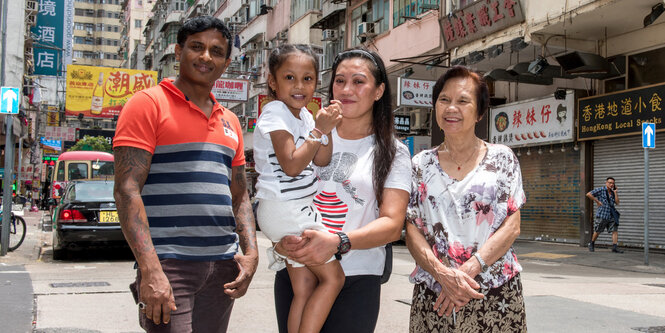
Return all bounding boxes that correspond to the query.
[291,0,321,24]
[135,19,142,28]
[68,163,88,180]
[372,0,389,34]
[628,47,665,88]
[350,3,367,47]
[114,26,119,32]
[75,23,85,30]
[393,0,438,27]
[165,24,179,45]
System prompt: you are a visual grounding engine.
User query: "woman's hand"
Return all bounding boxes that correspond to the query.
[432,267,484,316]
[277,230,339,266]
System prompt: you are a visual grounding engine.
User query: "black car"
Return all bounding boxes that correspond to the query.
[51,180,127,259]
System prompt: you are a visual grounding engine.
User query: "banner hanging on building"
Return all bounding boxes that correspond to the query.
[45,126,76,141]
[212,79,250,102]
[65,65,158,118]
[578,82,664,141]
[489,90,575,147]
[397,78,434,107]
[40,137,62,151]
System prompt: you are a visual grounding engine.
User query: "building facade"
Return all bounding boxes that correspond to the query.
[72,0,123,68]
[119,0,155,69]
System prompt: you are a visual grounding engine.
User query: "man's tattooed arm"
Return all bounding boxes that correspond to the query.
[230,164,258,255]
[113,146,159,269]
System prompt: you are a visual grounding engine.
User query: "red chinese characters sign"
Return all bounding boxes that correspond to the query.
[441,0,525,49]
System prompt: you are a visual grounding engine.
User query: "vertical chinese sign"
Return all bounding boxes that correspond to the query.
[65,65,158,118]
[440,0,525,49]
[31,0,74,76]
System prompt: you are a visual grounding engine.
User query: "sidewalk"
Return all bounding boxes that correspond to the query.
[514,239,665,274]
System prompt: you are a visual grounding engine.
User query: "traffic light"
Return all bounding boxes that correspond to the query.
[43,156,57,166]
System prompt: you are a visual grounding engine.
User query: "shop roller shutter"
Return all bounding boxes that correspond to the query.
[593,135,665,249]
[518,142,581,243]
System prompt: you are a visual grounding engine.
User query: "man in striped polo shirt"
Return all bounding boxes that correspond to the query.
[113,16,258,332]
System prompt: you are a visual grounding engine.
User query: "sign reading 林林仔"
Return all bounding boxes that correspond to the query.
[578,82,664,141]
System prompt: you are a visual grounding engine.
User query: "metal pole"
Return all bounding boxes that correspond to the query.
[0,0,9,256]
[17,136,22,197]
[644,148,649,265]
[1,116,13,255]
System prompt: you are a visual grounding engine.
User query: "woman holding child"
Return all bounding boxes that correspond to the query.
[272,48,412,332]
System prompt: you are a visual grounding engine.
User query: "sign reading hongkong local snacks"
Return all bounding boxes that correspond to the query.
[397,78,435,107]
[489,90,575,147]
[212,79,250,102]
[578,82,665,141]
[440,0,525,49]
[66,65,158,118]
[257,94,322,118]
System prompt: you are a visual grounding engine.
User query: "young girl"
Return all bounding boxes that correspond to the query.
[253,44,344,333]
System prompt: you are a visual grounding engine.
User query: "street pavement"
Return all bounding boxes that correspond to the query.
[1,209,665,332]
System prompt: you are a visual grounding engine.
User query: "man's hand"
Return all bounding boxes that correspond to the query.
[223,253,259,298]
[139,269,177,325]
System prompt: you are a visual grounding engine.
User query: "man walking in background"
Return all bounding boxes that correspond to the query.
[587,177,623,253]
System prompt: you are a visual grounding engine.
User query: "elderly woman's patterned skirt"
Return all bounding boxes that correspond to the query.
[409,274,527,332]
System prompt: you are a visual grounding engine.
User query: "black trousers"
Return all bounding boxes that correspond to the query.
[274,268,381,333]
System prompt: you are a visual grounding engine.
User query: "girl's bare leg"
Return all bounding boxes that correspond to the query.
[286,264,317,333]
[298,260,345,333]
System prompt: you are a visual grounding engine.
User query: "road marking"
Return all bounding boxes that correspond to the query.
[519,252,576,259]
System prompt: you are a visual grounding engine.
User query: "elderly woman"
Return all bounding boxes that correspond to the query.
[406,66,527,332]
[274,48,412,333]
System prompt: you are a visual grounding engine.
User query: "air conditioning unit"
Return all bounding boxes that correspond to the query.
[277,31,288,40]
[357,22,375,38]
[26,0,37,13]
[223,17,230,24]
[322,29,338,41]
[264,41,273,49]
[87,31,93,36]
[246,42,258,52]
[26,14,36,26]
[231,16,243,24]
[409,109,429,130]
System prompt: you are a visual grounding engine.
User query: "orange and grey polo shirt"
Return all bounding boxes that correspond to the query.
[113,79,245,261]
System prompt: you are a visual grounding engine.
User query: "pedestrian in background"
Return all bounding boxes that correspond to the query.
[113,16,258,332]
[586,177,623,253]
[253,44,344,333]
[274,48,412,333]
[406,66,527,332]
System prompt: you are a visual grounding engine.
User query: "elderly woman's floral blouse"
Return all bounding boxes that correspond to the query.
[407,143,526,292]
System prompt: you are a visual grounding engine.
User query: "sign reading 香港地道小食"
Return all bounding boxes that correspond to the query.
[578,82,664,141]
[489,90,575,147]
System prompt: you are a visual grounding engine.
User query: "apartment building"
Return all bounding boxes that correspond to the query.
[72,0,123,67]
[119,0,156,69]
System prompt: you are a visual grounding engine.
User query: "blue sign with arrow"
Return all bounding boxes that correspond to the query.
[1,87,19,114]
[642,122,655,149]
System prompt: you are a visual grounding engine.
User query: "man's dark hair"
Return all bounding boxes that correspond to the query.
[177,16,233,58]
[606,177,615,181]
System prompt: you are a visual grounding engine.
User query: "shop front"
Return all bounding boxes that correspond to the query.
[490,90,581,243]
[579,82,665,249]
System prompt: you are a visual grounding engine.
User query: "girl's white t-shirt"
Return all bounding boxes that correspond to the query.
[253,100,318,201]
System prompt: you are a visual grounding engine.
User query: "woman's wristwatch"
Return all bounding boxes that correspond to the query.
[473,252,489,272]
[307,128,329,146]
[335,232,351,260]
